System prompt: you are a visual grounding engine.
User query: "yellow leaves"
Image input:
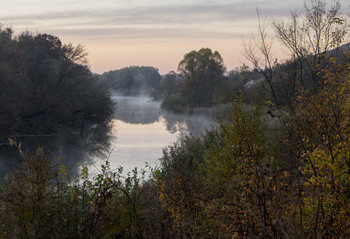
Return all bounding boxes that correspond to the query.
[80,166,89,180]
[266,100,275,106]
[301,136,350,230]
[294,66,350,233]
[331,17,345,25]
[70,187,77,202]
[58,164,67,181]
[0,224,7,237]
[232,232,239,238]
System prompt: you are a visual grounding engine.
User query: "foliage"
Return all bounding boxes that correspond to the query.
[272,0,348,86]
[290,60,350,237]
[0,144,84,238]
[161,93,190,113]
[212,78,236,105]
[244,0,349,117]
[1,1,350,238]
[0,142,177,238]
[178,48,227,108]
[0,27,114,138]
[100,66,162,95]
[152,71,180,100]
[157,101,293,238]
[157,134,220,237]
[159,48,242,112]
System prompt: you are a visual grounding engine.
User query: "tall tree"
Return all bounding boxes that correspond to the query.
[0,27,114,138]
[178,48,226,107]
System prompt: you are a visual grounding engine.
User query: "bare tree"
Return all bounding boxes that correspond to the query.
[273,0,348,86]
[244,0,349,121]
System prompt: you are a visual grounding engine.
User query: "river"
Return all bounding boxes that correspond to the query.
[0,94,217,179]
[83,94,217,176]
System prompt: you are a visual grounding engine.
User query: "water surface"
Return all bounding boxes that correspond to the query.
[0,94,216,179]
[84,94,216,176]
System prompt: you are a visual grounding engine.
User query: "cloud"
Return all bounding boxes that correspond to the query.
[5,0,329,44]
[0,1,294,33]
[1,3,292,24]
[49,26,250,41]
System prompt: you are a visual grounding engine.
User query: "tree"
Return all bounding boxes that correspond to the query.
[152,71,179,100]
[0,27,114,172]
[157,134,218,237]
[242,1,350,237]
[289,60,350,237]
[0,27,114,136]
[0,140,181,238]
[178,48,226,107]
[156,101,293,238]
[244,0,349,116]
[243,0,349,189]
[273,0,348,86]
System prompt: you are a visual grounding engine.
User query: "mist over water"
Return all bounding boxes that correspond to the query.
[112,94,216,134]
[112,94,161,125]
[85,94,217,176]
[0,93,216,179]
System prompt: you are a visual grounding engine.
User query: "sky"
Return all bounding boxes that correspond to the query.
[0,0,348,74]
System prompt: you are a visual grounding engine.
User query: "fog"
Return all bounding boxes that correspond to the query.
[113,94,216,135]
[87,94,217,176]
[112,95,161,124]
[0,93,217,179]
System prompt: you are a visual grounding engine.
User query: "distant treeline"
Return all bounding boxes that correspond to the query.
[98,52,264,113]
[153,57,264,112]
[99,66,161,95]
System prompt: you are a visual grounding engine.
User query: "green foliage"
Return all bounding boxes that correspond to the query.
[157,71,350,236]
[0,146,81,238]
[100,66,161,95]
[178,48,226,108]
[204,100,266,183]
[160,48,244,112]
[0,143,175,238]
[290,62,350,237]
[161,93,190,113]
[0,27,114,137]
[1,1,350,238]
[157,134,220,237]
[152,71,179,100]
[157,100,293,237]
[212,79,235,105]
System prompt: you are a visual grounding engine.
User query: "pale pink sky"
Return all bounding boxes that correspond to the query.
[0,0,348,74]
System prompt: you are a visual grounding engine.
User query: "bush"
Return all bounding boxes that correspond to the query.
[161,93,190,113]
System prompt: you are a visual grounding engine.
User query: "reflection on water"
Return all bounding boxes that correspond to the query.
[86,94,216,176]
[113,95,161,125]
[0,94,216,179]
[94,118,180,175]
[0,122,112,180]
[162,111,215,136]
[112,94,215,136]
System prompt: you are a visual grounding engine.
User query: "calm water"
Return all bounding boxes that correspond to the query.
[0,94,216,179]
[83,94,216,176]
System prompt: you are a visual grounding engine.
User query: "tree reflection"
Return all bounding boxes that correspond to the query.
[161,111,216,136]
[113,95,161,124]
[0,122,113,180]
[112,94,216,136]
